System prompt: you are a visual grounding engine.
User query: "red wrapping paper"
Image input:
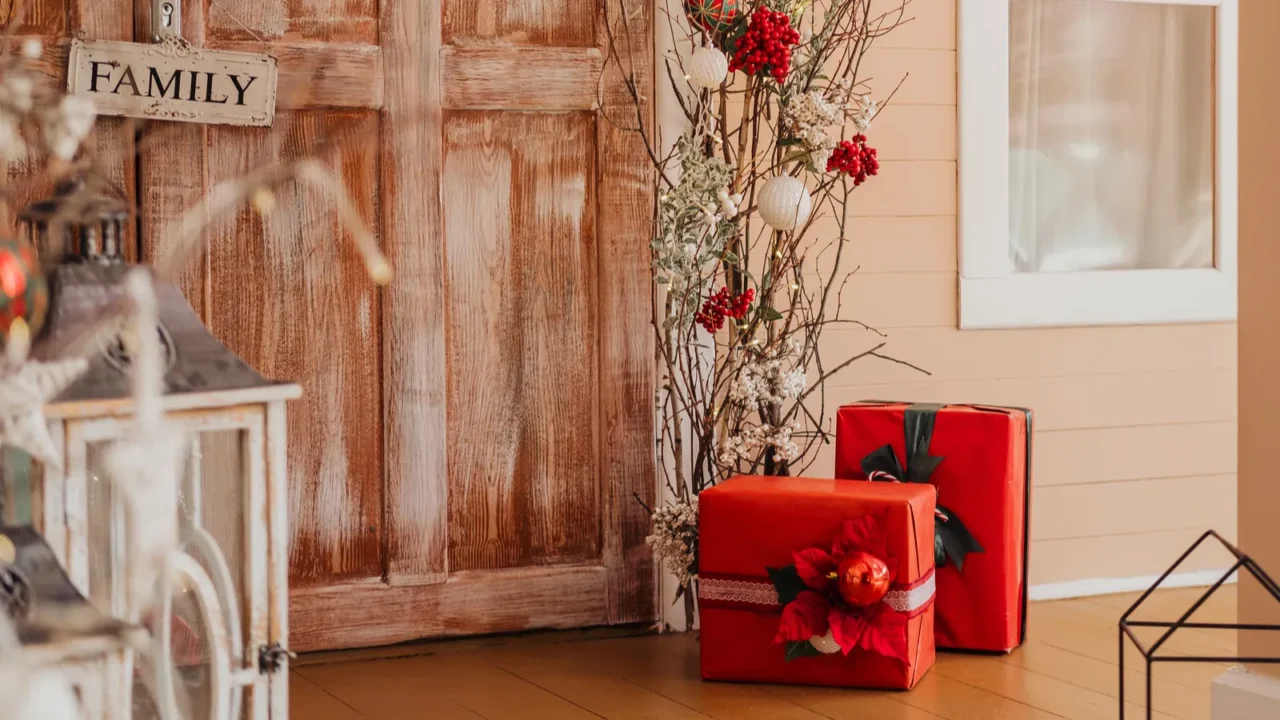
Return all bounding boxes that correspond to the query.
[699,477,936,689]
[835,403,1031,653]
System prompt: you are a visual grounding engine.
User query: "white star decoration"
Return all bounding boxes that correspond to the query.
[0,356,87,467]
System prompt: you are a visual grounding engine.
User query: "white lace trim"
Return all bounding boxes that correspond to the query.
[699,571,935,613]
[883,572,935,613]
[698,578,780,606]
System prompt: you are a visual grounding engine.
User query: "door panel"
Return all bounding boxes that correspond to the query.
[443,111,600,572]
[202,112,384,588]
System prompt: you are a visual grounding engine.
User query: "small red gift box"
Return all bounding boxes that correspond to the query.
[698,477,937,689]
[835,402,1032,653]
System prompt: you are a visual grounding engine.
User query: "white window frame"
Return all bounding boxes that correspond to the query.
[958,0,1238,329]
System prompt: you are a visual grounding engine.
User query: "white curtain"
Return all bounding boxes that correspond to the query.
[1009,0,1216,273]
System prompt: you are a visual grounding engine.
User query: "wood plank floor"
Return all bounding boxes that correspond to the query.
[289,586,1239,720]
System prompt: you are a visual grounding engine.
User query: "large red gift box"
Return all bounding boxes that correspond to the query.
[699,477,937,689]
[835,402,1032,653]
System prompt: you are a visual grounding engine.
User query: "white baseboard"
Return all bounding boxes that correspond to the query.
[1029,569,1238,602]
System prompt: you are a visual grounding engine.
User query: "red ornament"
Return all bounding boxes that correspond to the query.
[0,238,48,349]
[728,8,801,83]
[827,135,880,185]
[836,551,892,606]
[695,286,754,334]
[774,513,908,662]
[685,0,739,34]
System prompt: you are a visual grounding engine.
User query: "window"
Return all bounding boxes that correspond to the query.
[959,0,1237,328]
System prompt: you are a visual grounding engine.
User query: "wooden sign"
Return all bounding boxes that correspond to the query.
[67,37,278,127]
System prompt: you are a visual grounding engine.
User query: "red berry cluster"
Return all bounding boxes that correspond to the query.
[826,135,880,185]
[696,287,755,333]
[728,9,800,83]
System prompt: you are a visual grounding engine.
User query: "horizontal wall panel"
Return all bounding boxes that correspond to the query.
[857,48,955,105]
[825,369,1237,431]
[863,104,957,161]
[874,0,958,50]
[1031,526,1238,586]
[818,323,1237,385]
[848,161,956,217]
[1031,475,1236,541]
[1036,422,1237,487]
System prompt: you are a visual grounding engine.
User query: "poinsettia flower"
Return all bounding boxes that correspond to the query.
[776,590,829,643]
[792,547,836,590]
[773,511,908,661]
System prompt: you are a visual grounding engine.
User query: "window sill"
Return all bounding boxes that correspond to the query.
[959,268,1237,329]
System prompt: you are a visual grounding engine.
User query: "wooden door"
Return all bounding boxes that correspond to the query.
[132,0,656,650]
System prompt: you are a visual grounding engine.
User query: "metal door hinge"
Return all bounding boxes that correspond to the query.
[258,643,295,674]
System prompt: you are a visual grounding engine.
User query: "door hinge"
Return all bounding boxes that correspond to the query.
[258,643,295,674]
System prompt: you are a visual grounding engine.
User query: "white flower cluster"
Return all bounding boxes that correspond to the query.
[43,96,96,162]
[851,94,878,133]
[718,421,801,468]
[0,40,97,163]
[788,90,844,170]
[646,498,699,586]
[729,354,806,409]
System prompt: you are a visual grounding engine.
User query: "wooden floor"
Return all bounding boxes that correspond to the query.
[289,586,1239,720]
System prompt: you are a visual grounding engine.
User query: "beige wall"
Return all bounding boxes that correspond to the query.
[1238,0,1280,672]
[808,0,1238,588]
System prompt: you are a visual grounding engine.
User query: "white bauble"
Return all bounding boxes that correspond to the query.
[757,175,812,231]
[809,630,842,655]
[687,47,729,89]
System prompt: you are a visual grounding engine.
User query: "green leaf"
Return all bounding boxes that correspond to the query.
[777,137,804,148]
[759,306,784,322]
[766,565,807,606]
[722,251,740,264]
[785,640,825,662]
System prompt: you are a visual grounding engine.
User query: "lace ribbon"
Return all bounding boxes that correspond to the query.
[699,567,935,618]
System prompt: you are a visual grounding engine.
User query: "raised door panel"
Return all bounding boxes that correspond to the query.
[202,112,385,588]
[443,111,599,572]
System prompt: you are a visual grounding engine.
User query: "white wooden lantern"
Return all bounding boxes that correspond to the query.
[1,260,299,720]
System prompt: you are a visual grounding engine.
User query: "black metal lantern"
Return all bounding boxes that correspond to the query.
[17,176,130,265]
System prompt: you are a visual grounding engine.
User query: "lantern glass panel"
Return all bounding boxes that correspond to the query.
[86,442,121,612]
[186,429,250,652]
[0,448,35,525]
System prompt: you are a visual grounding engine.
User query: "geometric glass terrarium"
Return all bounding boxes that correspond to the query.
[0,180,299,720]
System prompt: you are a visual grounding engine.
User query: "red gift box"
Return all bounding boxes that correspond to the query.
[698,477,937,689]
[835,402,1032,653]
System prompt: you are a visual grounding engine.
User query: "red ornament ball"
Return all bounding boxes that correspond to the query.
[836,551,892,607]
[685,0,739,34]
[0,237,48,350]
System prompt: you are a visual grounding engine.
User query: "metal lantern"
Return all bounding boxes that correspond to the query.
[0,183,300,720]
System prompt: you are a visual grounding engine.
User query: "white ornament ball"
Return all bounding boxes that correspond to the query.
[687,47,730,89]
[757,175,813,231]
[809,630,842,655]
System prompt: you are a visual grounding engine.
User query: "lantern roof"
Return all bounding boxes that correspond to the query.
[31,263,299,416]
[17,176,130,227]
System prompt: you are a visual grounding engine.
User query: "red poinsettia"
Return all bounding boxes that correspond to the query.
[772,512,908,661]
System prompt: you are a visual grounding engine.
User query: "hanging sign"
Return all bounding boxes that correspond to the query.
[67,37,278,128]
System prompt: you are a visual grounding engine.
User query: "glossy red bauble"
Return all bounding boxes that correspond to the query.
[836,551,891,607]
